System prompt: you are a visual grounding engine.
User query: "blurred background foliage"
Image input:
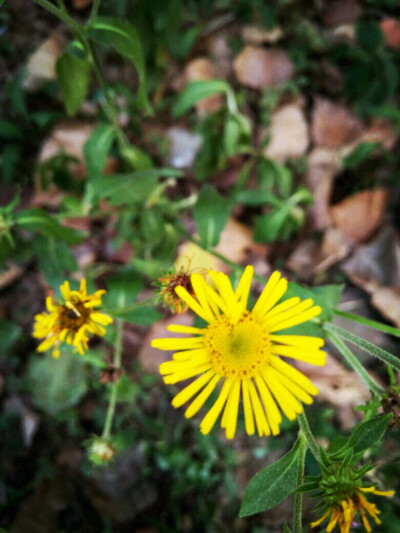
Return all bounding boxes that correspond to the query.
[1,0,400,531]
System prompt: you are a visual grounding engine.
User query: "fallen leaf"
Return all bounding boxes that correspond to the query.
[206,32,233,78]
[216,217,268,266]
[166,127,202,168]
[341,226,400,292]
[233,46,294,90]
[286,239,320,280]
[316,227,352,272]
[306,148,340,230]
[241,25,284,44]
[0,263,23,290]
[322,0,361,27]
[38,122,94,166]
[183,58,224,114]
[330,189,388,244]
[72,0,93,9]
[371,287,400,328]
[311,98,362,148]
[262,101,309,162]
[381,18,400,50]
[356,118,397,151]
[175,241,221,272]
[24,34,64,91]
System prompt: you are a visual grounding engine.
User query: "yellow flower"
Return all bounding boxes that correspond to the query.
[33,279,113,358]
[151,266,326,439]
[311,486,395,533]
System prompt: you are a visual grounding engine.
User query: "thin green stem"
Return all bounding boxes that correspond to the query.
[293,432,307,533]
[33,0,83,36]
[297,411,319,461]
[327,331,383,395]
[334,309,400,340]
[56,0,67,10]
[105,295,156,316]
[88,42,131,153]
[324,322,400,373]
[102,319,123,439]
[89,0,102,22]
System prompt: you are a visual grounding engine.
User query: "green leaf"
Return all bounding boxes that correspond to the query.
[254,209,290,243]
[87,17,151,113]
[83,124,116,180]
[283,283,343,322]
[0,119,22,140]
[28,352,87,416]
[115,374,138,402]
[342,142,381,169]
[33,236,78,291]
[193,185,230,248]
[112,306,161,325]
[356,20,384,52]
[15,208,82,244]
[90,168,181,206]
[332,414,393,458]
[240,438,300,517]
[104,270,143,310]
[173,80,229,117]
[56,51,90,116]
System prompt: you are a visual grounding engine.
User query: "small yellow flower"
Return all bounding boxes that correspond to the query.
[151,266,326,439]
[33,279,113,358]
[311,486,395,533]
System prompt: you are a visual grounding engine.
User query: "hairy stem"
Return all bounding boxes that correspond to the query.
[328,331,383,395]
[298,411,319,461]
[334,309,400,339]
[324,322,400,373]
[293,432,307,533]
[102,319,123,439]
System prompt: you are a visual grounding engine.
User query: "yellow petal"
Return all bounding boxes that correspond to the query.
[184,374,221,418]
[200,379,232,435]
[172,370,215,408]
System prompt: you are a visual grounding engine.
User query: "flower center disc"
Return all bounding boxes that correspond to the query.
[60,299,90,331]
[204,311,270,379]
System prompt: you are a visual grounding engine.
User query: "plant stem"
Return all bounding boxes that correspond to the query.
[334,309,400,339]
[88,42,130,152]
[327,331,383,395]
[298,411,319,461]
[33,0,83,36]
[34,0,131,159]
[102,318,123,439]
[89,0,102,22]
[293,432,307,533]
[324,322,400,373]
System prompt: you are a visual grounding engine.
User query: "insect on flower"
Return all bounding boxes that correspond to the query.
[33,279,113,358]
[151,265,326,439]
[155,258,207,314]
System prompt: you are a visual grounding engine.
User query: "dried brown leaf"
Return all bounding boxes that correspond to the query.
[233,46,294,90]
[330,189,388,244]
[311,98,362,148]
[381,18,400,50]
[262,102,309,162]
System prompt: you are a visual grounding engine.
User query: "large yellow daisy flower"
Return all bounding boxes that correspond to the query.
[151,266,326,439]
[33,279,113,358]
[311,486,395,533]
